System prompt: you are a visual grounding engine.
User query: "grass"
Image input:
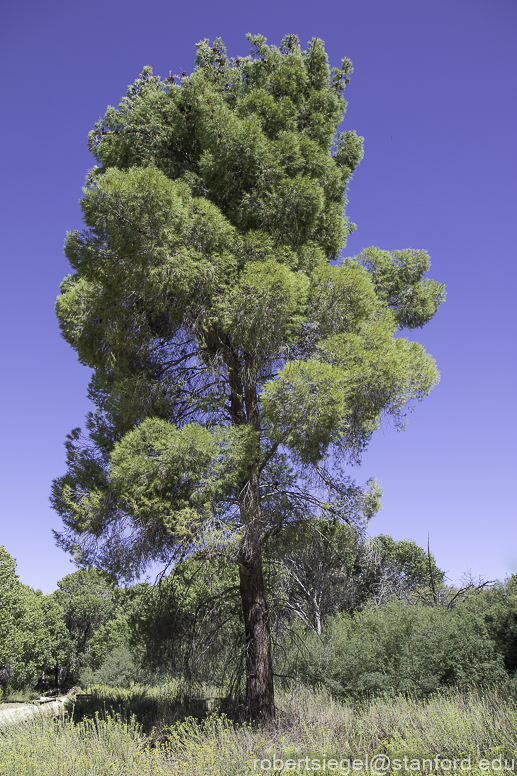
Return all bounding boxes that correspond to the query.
[1,684,517,774]
[67,682,189,734]
[0,688,40,704]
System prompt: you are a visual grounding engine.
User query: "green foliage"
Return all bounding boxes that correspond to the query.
[52,34,443,580]
[462,575,517,672]
[353,247,446,330]
[0,547,66,695]
[0,556,140,695]
[51,34,444,717]
[82,612,131,674]
[109,420,256,538]
[0,546,19,688]
[85,36,357,255]
[51,568,128,688]
[285,600,507,699]
[79,646,143,688]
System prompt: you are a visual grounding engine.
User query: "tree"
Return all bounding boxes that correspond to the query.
[0,547,66,694]
[0,546,21,690]
[52,568,122,687]
[267,526,445,634]
[51,35,444,720]
[359,534,445,607]
[266,520,363,635]
[462,575,517,672]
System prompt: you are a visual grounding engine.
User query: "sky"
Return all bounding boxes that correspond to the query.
[0,0,515,593]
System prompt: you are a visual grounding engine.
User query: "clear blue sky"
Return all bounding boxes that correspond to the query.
[1,0,515,592]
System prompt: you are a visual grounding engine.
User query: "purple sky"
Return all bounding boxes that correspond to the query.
[1,0,515,592]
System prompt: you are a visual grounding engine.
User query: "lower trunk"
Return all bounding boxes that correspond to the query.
[238,545,274,721]
[238,476,275,722]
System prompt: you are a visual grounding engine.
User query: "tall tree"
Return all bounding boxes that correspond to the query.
[52,35,444,720]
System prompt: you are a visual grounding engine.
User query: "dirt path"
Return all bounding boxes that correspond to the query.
[0,698,67,728]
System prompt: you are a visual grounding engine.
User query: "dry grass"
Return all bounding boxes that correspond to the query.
[0,684,516,774]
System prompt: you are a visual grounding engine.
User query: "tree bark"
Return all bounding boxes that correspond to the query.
[238,473,275,722]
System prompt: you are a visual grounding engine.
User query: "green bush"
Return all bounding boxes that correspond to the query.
[285,599,507,699]
[462,575,517,672]
[79,646,144,688]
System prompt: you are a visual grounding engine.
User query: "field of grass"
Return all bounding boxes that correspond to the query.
[0,689,41,704]
[1,684,516,775]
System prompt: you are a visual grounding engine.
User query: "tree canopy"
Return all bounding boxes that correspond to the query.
[0,546,67,694]
[52,34,444,719]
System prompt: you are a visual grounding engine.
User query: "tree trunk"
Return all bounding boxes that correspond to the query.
[238,474,275,722]
[314,596,323,636]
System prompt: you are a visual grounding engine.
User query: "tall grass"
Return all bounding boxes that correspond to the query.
[1,684,517,774]
[68,681,189,733]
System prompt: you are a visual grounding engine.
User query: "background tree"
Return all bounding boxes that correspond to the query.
[267,526,445,634]
[270,521,363,635]
[51,568,123,688]
[461,575,517,672]
[359,534,445,607]
[51,34,444,720]
[0,546,22,691]
[0,546,66,695]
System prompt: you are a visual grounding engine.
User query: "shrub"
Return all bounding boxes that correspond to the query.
[285,599,507,699]
[79,646,144,688]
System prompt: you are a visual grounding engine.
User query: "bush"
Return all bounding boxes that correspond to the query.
[285,599,507,699]
[79,646,144,688]
[462,575,517,672]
